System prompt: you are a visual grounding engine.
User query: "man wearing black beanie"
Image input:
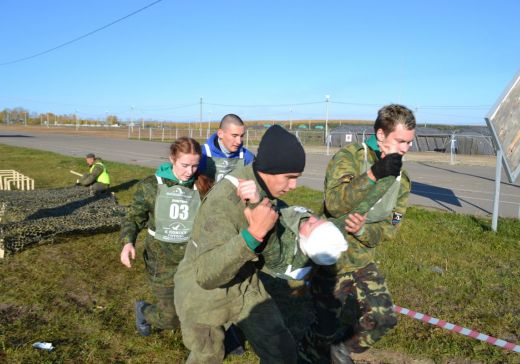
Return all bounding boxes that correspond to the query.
[252,125,306,198]
[174,125,306,363]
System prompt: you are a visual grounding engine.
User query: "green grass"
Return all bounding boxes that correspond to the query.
[1,144,519,363]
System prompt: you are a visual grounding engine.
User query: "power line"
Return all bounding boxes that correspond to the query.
[417,105,490,110]
[330,101,382,107]
[0,0,163,66]
[140,103,200,112]
[205,101,323,108]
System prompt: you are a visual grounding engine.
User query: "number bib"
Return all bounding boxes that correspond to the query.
[153,176,201,243]
[204,144,245,182]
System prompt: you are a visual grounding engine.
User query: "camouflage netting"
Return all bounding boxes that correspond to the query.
[0,186,125,256]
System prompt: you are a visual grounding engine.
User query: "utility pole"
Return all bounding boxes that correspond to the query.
[207,110,212,138]
[199,97,203,137]
[289,108,293,129]
[325,95,330,155]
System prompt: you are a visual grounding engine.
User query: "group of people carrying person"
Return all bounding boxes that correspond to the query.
[115,106,417,363]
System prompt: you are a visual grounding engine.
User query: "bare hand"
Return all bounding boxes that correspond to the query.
[345,213,366,235]
[244,198,278,240]
[237,179,260,203]
[120,243,136,268]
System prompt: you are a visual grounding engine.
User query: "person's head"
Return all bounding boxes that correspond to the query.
[298,215,327,237]
[169,137,202,182]
[85,153,96,166]
[254,125,306,197]
[298,217,348,265]
[217,114,245,153]
[373,104,416,157]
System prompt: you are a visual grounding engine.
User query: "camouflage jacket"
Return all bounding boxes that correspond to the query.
[261,205,313,280]
[261,175,397,280]
[174,164,277,326]
[78,163,104,186]
[324,142,411,272]
[119,175,195,246]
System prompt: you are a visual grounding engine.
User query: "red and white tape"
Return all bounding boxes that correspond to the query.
[393,305,520,353]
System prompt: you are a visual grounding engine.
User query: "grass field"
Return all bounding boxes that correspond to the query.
[1,144,519,363]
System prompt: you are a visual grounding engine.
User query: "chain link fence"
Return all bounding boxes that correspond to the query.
[127,125,496,156]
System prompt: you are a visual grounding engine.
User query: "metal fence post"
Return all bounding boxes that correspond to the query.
[492,149,502,232]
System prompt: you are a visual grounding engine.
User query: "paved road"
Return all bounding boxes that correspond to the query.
[1,129,519,218]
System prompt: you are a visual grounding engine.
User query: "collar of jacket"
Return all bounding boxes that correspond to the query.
[206,132,244,159]
[252,162,275,200]
[155,162,195,187]
[365,134,382,159]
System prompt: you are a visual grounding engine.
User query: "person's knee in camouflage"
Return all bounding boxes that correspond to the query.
[333,263,397,354]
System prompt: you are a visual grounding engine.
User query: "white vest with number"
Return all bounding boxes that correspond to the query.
[149,176,201,243]
[204,144,244,182]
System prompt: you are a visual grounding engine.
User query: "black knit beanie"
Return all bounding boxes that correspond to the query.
[254,125,305,174]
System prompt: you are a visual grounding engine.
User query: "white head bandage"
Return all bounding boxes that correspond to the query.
[299,221,348,265]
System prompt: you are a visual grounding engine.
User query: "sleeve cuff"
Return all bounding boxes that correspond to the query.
[354,226,366,237]
[241,229,262,252]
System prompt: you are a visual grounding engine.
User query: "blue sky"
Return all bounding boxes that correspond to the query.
[0,0,518,125]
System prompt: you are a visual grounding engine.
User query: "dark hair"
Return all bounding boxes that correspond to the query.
[374,104,416,136]
[169,137,213,196]
[219,114,244,129]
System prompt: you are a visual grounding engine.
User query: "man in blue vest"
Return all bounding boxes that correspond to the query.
[199,114,255,182]
[77,153,111,194]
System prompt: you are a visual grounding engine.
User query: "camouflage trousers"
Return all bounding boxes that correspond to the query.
[142,237,186,330]
[89,182,109,194]
[181,291,297,364]
[298,263,397,363]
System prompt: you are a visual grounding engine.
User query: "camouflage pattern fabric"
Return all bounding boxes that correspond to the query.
[297,142,411,362]
[142,239,186,329]
[0,186,123,256]
[324,143,411,273]
[261,204,313,280]
[333,263,397,353]
[174,164,296,363]
[262,176,395,281]
[324,143,411,271]
[120,175,196,330]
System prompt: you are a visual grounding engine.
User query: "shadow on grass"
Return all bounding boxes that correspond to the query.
[26,192,111,220]
[469,215,492,232]
[110,179,139,193]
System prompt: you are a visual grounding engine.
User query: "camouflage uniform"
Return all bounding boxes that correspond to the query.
[300,138,411,362]
[78,160,110,193]
[261,176,397,281]
[174,164,297,364]
[120,173,198,330]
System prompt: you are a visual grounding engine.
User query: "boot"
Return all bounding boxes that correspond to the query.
[135,301,151,336]
[330,342,354,364]
[224,324,245,356]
